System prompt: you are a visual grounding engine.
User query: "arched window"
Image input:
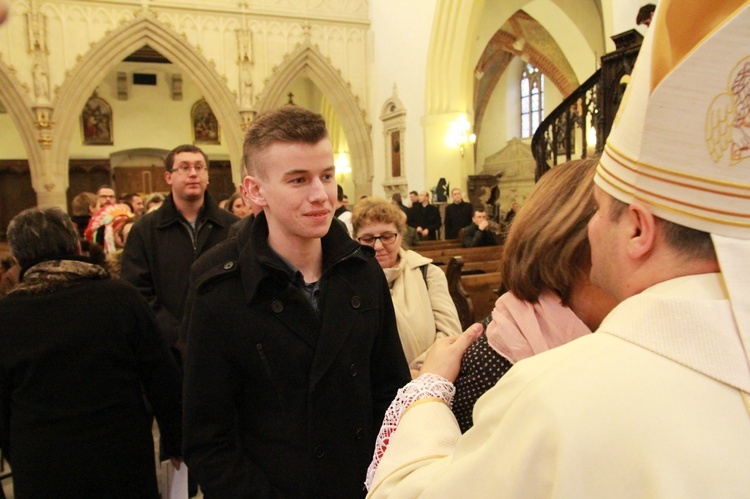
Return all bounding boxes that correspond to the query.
[521,64,544,138]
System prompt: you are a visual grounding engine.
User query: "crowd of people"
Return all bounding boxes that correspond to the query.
[1,1,749,496]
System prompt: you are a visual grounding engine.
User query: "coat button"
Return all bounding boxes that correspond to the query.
[223,261,234,270]
[349,363,358,377]
[271,300,283,313]
[351,296,361,308]
[355,427,364,440]
[313,445,325,458]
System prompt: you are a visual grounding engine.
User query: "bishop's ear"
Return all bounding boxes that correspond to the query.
[625,202,657,259]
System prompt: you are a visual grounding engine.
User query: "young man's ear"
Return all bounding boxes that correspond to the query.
[242,176,268,208]
[625,202,657,260]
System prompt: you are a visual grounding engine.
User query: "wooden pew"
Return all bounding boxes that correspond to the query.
[461,259,501,274]
[414,239,462,251]
[418,245,503,267]
[462,271,503,324]
[417,245,500,260]
[445,256,503,329]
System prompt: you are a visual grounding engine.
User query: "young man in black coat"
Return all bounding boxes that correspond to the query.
[183,106,411,498]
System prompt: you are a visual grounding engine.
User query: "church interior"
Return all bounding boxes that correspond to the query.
[0,0,650,238]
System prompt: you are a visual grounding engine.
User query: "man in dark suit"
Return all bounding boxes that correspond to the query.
[444,188,473,240]
[412,190,442,240]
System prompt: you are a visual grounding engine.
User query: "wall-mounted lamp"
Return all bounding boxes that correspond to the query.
[446,115,476,158]
[335,152,351,175]
[586,124,597,148]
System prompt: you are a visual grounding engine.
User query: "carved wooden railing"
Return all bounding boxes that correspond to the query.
[531,69,602,181]
[531,29,644,180]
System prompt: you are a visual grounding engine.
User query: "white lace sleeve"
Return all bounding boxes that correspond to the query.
[365,373,455,490]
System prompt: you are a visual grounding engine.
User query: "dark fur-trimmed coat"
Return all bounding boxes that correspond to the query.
[0,260,182,498]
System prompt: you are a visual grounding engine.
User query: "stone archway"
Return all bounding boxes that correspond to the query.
[49,16,243,199]
[254,45,373,198]
[0,59,43,169]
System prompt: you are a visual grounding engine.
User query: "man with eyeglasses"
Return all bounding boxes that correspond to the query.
[83,185,118,245]
[96,185,117,208]
[122,144,237,355]
[121,144,237,495]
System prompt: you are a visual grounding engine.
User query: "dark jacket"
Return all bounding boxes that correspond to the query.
[183,212,411,498]
[121,192,238,349]
[408,203,442,240]
[462,222,499,247]
[0,264,182,498]
[444,201,474,240]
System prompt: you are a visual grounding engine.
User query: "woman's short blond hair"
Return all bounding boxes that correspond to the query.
[351,197,407,236]
[502,157,598,304]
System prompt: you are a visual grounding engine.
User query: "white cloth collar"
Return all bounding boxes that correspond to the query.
[599,273,750,392]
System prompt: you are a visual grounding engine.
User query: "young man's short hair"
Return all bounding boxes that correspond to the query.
[242,105,328,179]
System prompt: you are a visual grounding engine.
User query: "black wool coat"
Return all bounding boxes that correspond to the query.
[0,273,182,498]
[121,192,238,349]
[183,213,411,498]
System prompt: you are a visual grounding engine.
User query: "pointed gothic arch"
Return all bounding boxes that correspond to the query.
[254,45,373,197]
[0,59,43,168]
[50,16,243,189]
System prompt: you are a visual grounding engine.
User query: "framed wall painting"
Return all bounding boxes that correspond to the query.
[192,99,220,145]
[81,93,113,145]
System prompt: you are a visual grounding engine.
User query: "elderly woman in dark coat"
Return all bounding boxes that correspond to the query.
[0,208,182,498]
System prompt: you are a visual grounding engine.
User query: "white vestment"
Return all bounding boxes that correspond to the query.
[368,273,750,498]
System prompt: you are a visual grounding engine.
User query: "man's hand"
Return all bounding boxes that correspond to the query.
[478,220,490,231]
[420,323,483,382]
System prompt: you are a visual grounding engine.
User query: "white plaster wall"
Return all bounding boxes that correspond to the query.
[476,57,563,170]
[478,65,521,170]
[524,0,600,81]
[473,0,604,78]
[368,0,437,197]
[0,113,25,158]
[610,0,654,38]
[66,62,230,162]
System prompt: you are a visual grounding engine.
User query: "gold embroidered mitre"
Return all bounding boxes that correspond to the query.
[596,0,750,237]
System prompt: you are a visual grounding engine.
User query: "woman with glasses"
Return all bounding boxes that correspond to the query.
[352,198,462,378]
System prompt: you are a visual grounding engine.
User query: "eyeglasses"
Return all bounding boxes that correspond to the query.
[169,163,207,174]
[357,232,399,246]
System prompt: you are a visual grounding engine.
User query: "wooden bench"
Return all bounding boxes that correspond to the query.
[445,256,503,329]
[414,239,462,251]
[461,259,501,274]
[417,245,500,260]
[418,245,503,267]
